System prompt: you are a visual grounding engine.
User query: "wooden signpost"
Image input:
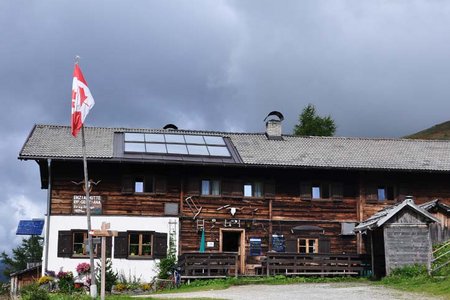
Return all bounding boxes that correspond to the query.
[90,222,118,300]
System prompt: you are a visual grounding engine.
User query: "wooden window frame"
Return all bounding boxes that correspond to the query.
[243,181,264,198]
[128,232,154,258]
[72,231,98,257]
[376,185,395,201]
[133,176,155,194]
[301,182,343,201]
[297,238,318,254]
[200,179,221,196]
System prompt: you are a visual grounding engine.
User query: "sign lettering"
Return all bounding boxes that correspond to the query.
[72,195,103,214]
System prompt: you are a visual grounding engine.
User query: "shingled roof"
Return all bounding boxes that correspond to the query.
[19,124,450,172]
[354,198,440,232]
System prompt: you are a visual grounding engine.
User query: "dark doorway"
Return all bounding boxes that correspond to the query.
[222,231,241,252]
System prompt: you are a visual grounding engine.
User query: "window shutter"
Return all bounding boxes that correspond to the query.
[154,176,167,194]
[343,183,358,198]
[57,231,73,258]
[386,186,395,200]
[186,178,200,196]
[318,238,331,254]
[265,180,276,198]
[365,184,377,201]
[122,175,133,194]
[221,179,233,196]
[153,232,168,259]
[232,180,244,197]
[285,239,297,253]
[300,182,312,200]
[114,232,128,258]
[98,237,113,258]
[331,183,343,200]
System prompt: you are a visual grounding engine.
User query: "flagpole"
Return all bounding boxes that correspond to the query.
[81,124,97,298]
[73,56,97,298]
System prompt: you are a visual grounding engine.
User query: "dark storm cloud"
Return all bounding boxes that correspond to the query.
[2,0,450,252]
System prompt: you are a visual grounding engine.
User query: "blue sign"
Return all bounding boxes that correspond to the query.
[249,238,262,256]
[271,234,285,252]
[16,219,45,235]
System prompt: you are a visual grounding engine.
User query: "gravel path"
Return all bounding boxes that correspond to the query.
[142,282,444,300]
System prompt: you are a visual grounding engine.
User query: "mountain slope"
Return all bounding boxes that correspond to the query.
[405,121,450,140]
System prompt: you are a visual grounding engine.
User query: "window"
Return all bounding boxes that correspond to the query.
[73,232,87,256]
[128,232,153,257]
[301,182,342,200]
[114,231,168,259]
[312,183,330,199]
[72,231,97,256]
[134,177,154,193]
[377,186,394,201]
[201,179,220,196]
[298,238,318,254]
[57,231,110,258]
[123,175,166,194]
[243,182,263,197]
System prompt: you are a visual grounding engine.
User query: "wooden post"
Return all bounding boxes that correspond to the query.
[90,222,117,300]
[370,231,375,277]
[235,254,238,278]
[101,236,106,300]
[81,125,96,298]
[43,159,52,274]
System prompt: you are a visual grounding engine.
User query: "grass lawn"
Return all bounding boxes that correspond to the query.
[376,275,450,299]
[48,272,450,299]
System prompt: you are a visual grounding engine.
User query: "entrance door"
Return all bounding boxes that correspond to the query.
[220,229,245,274]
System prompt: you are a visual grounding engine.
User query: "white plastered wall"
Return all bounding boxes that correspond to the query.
[42,215,179,282]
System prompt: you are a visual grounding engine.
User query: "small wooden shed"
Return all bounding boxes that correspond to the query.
[355,198,439,277]
[9,263,42,297]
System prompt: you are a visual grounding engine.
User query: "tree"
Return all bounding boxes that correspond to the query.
[1,236,43,277]
[293,104,336,136]
[96,259,118,293]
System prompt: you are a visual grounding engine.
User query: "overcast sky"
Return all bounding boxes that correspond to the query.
[2,0,450,254]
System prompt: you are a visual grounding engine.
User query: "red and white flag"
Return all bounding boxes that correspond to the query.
[71,64,95,137]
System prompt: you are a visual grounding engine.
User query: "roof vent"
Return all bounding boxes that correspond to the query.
[163,124,178,130]
[264,111,284,140]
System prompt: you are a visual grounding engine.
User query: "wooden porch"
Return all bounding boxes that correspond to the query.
[265,253,370,276]
[177,252,239,279]
[177,252,370,278]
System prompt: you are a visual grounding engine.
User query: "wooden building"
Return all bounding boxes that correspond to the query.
[355,198,439,277]
[9,263,42,297]
[420,199,450,244]
[18,113,450,279]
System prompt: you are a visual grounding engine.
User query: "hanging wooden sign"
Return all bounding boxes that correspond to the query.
[72,195,103,214]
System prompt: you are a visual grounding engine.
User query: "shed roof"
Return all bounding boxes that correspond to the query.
[9,263,42,277]
[419,199,450,213]
[19,124,450,172]
[354,199,440,232]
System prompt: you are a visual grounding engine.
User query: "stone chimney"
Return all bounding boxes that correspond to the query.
[264,111,284,140]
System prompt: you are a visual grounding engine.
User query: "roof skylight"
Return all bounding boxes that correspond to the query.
[124,133,231,157]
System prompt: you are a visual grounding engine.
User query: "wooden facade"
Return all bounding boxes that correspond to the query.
[42,158,450,275]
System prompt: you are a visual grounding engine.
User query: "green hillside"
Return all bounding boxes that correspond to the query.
[405,120,450,140]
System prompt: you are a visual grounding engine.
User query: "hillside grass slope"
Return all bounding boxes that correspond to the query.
[405,121,450,140]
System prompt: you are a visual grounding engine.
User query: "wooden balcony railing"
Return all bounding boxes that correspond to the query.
[177,252,370,279]
[177,252,239,278]
[264,253,370,276]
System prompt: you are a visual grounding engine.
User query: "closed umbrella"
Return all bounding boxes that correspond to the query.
[199,229,205,252]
